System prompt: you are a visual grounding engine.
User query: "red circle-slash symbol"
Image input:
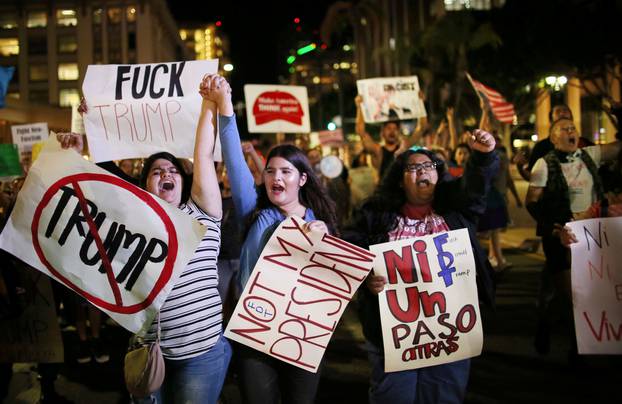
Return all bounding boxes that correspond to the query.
[31,173,178,314]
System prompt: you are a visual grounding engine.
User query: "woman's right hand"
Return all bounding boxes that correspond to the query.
[77,97,88,116]
[56,132,84,155]
[199,74,233,115]
[366,273,387,295]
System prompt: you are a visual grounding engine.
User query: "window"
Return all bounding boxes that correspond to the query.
[126,6,137,23]
[58,35,78,53]
[93,8,103,24]
[58,63,79,80]
[0,12,18,29]
[0,38,19,56]
[29,65,48,81]
[28,36,47,55]
[29,89,49,104]
[128,32,136,51]
[27,11,47,28]
[56,9,77,27]
[108,8,122,24]
[7,92,19,100]
[59,89,80,107]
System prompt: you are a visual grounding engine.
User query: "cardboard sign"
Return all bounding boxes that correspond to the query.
[11,122,49,163]
[369,229,483,372]
[82,60,218,162]
[225,216,375,372]
[318,129,344,146]
[357,76,427,123]
[567,217,622,354]
[0,266,64,363]
[244,85,311,133]
[0,136,205,335]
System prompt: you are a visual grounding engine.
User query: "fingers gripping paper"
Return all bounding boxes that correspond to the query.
[0,136,205,335]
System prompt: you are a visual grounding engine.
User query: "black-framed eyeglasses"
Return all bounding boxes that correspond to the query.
[405,161,437,173]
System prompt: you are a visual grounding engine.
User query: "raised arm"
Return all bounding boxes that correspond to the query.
[355,95,381,167]
[479,99,491,132]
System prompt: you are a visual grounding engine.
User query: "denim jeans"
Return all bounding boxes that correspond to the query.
[235,343,322,404]
[366,341,470,404]
[134,334,232,404]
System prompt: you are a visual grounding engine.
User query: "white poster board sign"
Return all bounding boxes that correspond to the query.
[0,136,205,335]
[567,217,622,354]
[82,60,218,162]
[11,122,49,162]
[357,76,427,124]
[244,84,311,133]
[225,216,375,372]
[369,229,483,372]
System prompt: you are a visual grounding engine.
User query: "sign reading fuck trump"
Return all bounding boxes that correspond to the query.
[82,60,218,162]
[0,136,205,335]
[244,85,311,133]
[369,229,483,372]
[225,216,375,372]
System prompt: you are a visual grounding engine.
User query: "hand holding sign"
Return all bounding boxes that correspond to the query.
[56,132,85,155]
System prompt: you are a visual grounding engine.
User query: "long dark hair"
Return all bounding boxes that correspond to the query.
[139,152,192,206]
[362,148,448,237]
[252,144,339,235]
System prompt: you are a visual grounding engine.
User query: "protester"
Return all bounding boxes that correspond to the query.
[448,143,471,178]
[214,75,338,404]
[343,130,498,403]
[58,73,231,403]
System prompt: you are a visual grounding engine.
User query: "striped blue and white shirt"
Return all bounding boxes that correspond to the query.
[145,198,222,360]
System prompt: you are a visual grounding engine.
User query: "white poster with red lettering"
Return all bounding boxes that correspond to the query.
[357,76,427,124]
[567,217,622,354]
[369,229,483,372]
[224,216,375,372]
[0,136,205,335]
[82,60,218,162]
[244,85,310,133]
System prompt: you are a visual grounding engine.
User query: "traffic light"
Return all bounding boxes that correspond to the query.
[296,43,316,56]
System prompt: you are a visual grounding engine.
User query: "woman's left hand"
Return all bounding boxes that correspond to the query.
[302,220,328,234]
[468,129,496,153]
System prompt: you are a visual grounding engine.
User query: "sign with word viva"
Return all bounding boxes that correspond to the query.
[567,217,622,354]
[0,136,205,335]
[82,60,218,162]
[369,229,482,372]
[224,216,375,372]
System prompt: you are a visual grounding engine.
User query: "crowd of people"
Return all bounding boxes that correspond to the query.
[0,72,620,404]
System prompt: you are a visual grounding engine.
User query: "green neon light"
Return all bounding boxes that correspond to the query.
[287,55,296,64]
[296,43,316,55]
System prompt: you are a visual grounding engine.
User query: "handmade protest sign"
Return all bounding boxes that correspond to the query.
[369,228,483,372]
[225,216,375,372]
[0,266,64,363]
[0,136,205,335]
[11,122,49,163]
[82,60,218,162]
[567,217,622,354]
[244,85,311,133]
[357,76,427,124]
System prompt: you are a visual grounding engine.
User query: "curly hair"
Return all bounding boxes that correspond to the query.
[252,144,339,236]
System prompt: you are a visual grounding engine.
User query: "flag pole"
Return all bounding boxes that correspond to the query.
[464,71,484,104]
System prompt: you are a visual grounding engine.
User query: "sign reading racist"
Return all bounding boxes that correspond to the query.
[369,229,483,372]
[0,136,205,335]
[82,60,218,162]
[225,216,375,372]
[567,217,622,354]
[244,85,311,133]
[357,76,427,124]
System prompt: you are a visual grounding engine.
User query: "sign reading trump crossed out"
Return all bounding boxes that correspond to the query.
[225,216,375,372]
[82,60,218,162]
[369,229,483,372]
[0,136,205,335]
[244,84,311,133]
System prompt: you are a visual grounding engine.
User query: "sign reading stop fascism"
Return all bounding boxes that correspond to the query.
[0,136,205,335]
[244,84,311,133]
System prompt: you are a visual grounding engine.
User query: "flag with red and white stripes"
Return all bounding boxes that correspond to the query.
[466,73,515,124]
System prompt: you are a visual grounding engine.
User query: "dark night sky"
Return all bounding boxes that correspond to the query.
[167,1,338,100]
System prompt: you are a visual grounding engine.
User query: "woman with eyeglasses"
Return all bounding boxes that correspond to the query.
[343,129,498,404]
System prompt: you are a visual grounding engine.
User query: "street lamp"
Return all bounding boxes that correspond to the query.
[223,64,233,72]
[544,75,567,91]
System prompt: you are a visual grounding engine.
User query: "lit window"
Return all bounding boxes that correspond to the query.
[93,8,103,24]
[0,38,19,56]
[29,65,48,81]
[57,9,77,26]
[108,8,122,24]
[0,12,18,29]
[126,6,137,23]
[58,63,79,80]
[27,11,47,28]
[180,30,187,40]
[58,35,78,53]
[59,89,80,107]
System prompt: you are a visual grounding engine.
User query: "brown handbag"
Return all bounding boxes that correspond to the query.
[124,313,165,398]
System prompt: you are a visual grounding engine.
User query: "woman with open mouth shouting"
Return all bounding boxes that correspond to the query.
[206,75,338,404]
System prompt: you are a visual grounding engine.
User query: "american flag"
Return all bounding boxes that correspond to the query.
[466,73,515,124]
